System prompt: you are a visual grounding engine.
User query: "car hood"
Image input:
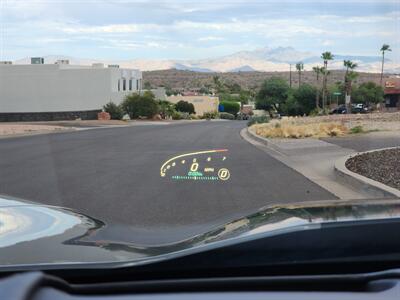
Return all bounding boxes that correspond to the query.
[1,195,400,270]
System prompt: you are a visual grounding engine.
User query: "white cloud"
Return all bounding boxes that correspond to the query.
[62,24,142,34]
[322,40,334,46]
[172,19,327,37]
[197,36,224,41]
[318,11,399,23]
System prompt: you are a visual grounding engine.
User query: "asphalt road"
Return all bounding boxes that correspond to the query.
[0,121,335,244]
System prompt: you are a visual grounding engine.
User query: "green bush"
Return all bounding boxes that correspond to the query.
[292,84,317,115]
[247,115,270,126]
[350,126,364,134]
[256,77,289,112]
[201,111,218,119]
[103,102,123,120]
[172,111,183,120]
[219,112,235,120]
[120,91,159,119]
[175,100,195,114]
[352,82,384,105]
[219,101,240,115]
[158,100,176,119]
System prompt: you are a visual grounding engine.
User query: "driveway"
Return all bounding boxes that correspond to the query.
[0,121,335,244]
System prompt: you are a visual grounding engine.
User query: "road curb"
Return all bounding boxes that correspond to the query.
[246,127,283,153]
[334,147,400,198]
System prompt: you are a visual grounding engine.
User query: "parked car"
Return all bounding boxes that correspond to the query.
[352,103,369,113]
[236,112,250,120]
[330,105,347,114]
[330,104,369,114]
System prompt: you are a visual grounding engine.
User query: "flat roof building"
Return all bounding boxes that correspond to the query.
[0,58,142,121]
[384,77,400,111]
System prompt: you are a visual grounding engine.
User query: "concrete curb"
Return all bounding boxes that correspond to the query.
[246,127,283,153]
[334,147,400,198]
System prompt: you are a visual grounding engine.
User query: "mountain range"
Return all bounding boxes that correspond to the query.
[14,46,399,73]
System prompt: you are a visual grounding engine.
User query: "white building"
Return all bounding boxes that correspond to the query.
[0,58,142,121]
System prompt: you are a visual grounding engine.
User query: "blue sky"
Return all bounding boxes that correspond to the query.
[0,0,399,61]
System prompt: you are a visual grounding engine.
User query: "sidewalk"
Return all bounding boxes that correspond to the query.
[241,127,388,200]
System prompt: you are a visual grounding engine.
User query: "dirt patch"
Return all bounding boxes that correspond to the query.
[345,148,400,190]
[0,124,71,137]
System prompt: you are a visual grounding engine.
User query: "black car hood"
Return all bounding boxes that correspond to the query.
[1,195,400,270]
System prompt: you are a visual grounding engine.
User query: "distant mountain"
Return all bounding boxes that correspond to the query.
[13,46,399,73]
[229,65,256,72]
[173,63,213,73]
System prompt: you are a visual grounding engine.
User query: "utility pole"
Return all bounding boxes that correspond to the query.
[289,64,292,88]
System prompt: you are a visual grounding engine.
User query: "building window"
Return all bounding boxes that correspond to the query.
[118,79,120,91]
[136,79,139,90]
[123,78,126,91]
[129,79,132,91]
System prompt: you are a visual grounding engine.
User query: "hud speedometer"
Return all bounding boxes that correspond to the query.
[160,149,230,181]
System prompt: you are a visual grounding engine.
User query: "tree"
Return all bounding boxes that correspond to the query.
[199,86,211,95]
[225,82,242,93]
[212,75,225,94]
[352,82,384,106]
[120,91,159,119]
[343,60,358,112]
[175,100,195,114]
[321,51,334,109]
[220,101,240,115]
[143,81,152,90]
[312,66,323,109]
[103,102,123,120]
[380,44,391,85]
[329,81,346,105]
[321,66,331,108]
[256,77,290,114]
[219,93,239,102]
[238,90,252,104]
[281,93,301,116]
[292,84,317,115]
[296,62,304,87]
[158,100,176,119]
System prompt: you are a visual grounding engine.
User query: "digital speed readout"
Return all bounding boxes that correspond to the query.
[160,149,230,181]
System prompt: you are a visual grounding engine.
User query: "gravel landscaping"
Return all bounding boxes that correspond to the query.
[345,148,400,190]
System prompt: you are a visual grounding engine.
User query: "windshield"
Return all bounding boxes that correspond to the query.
[0,0,399,268]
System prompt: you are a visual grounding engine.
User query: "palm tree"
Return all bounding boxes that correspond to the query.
[313,66,322,109]
[321,52,334,109]
[343,60,358,94]
[296,62,304,87]
[343,60,358,113]
[344,60,357,74]
[212,75,224,94]
[380,44,391,85]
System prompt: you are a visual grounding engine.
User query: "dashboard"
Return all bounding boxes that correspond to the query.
[2,271,400,300]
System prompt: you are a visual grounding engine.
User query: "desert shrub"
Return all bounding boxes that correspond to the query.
[103,102,123,120]
[172,111,183,120]
[120,91,159,119]
[219,112,235,120]
[247,115,270,126]
[350,125,364,134]
[201,111,219,119]
[252,120,348,138]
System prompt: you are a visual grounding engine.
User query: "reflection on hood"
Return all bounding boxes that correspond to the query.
[1,195,400,269]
